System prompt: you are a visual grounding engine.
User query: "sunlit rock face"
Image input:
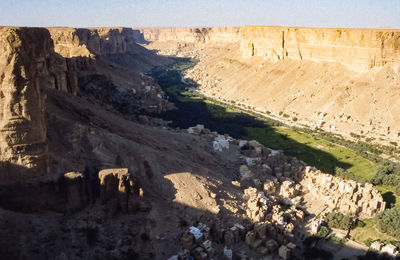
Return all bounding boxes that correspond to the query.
[139,27,241,44]
[140,26,400,72]
[48,27,138,58]
[0,27,50,184]
[239,26,400,72]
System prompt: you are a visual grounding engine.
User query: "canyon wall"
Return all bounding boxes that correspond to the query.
[49,27,138,58]
[240,26,400,72]
[140,27,241,44]
[141,26,400,71]
[0,27,51,185]
[0,26,168,186]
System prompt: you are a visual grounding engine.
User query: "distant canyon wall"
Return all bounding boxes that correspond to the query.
[139,27,241,44]
[240,26,400,72]
[140,26,400,71]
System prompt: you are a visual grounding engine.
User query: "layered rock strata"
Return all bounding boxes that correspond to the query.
[140,26,400,71]
[0,27,50,185]
[240,26,400,72]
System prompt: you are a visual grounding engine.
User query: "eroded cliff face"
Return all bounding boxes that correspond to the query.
[0,26,171,187]
[140,27,240,44]
[240,26,400,72]
[141,26,400,71]
[50,27,170,73]
[49,27,137,58]
[0,27,50,185]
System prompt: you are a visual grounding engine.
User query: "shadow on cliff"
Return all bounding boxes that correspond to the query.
[151,57,352,175]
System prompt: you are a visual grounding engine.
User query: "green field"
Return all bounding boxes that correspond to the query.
[350,219,398,246]
[245,127,378,180]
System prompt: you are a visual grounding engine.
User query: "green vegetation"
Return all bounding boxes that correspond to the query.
[152,57,400,207]
[316,226,330,238]
[325,212,353,230]
[152,58,400,243]
[371,162,400,187]
[245,126,378,179]
[376,208,400,239]
[328,234,347,244]
[364,237,374,247]
[350,219,399,246]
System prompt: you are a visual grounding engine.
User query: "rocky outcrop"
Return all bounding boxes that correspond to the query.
[49,27,170,72]
[0,27,51,185]
[48,27,137,58]
[239,26,400,72]
[0,26,171,205]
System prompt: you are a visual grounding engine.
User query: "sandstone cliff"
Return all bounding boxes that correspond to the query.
[239,26,400,72]
[139,27,241,44]
[140,26,400,71]
[0,27,50,185]
[0,26,171,187]
[49,27,170,72]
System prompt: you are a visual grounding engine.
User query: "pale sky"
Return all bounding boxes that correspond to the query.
[0,0,399,28]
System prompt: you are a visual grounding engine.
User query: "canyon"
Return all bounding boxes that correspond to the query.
[141,26,400,146]
[0,25,398,259]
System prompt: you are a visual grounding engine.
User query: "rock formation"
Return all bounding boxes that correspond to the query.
[140,26,400,71]
[0,27,50,185]
[239,26,400,72]
[0,26,171,206]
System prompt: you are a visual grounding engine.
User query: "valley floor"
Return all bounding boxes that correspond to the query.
[151,58,400,246]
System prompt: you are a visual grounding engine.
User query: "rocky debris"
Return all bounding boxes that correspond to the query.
[301,166,386,218]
